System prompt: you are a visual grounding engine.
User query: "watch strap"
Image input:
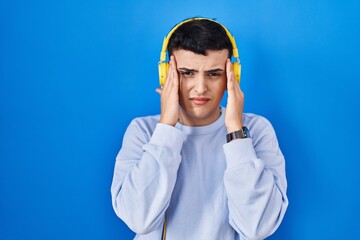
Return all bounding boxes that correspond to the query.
[226,127,249,143]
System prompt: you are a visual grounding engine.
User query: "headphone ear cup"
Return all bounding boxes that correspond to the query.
[158,62,169,86]
[232,62,241,84]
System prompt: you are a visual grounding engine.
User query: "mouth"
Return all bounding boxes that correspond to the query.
[190,97,210,105]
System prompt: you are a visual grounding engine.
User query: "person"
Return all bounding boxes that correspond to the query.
[111,17,288,240]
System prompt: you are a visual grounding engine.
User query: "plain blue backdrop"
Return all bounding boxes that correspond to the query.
[1,0,359,239]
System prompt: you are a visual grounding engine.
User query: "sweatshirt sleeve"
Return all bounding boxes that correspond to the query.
[223,117,288,240]
[111,120,186,234]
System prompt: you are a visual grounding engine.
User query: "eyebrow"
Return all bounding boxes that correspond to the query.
[178,67,224,73]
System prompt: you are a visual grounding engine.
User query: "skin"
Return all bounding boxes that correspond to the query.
[156,49,244,133]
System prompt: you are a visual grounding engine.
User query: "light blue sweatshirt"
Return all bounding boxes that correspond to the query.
[111,107,288,240]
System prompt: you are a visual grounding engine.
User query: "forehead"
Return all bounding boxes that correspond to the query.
[173,49,228,69]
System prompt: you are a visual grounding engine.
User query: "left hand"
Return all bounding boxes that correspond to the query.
[225,59,244,133]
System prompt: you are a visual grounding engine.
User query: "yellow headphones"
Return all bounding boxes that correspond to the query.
[158,18,241,86]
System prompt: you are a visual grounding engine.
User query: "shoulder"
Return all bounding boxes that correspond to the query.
[243,113,274,130]
[130,114,160,129]
[243,113,278,145]
[125,114,161,140]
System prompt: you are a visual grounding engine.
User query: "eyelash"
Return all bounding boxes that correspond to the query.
[180,72,222,78]
[208,72,221,77]
[180,71,194,76]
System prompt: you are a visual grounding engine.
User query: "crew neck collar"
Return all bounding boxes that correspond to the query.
[175,106,225,135]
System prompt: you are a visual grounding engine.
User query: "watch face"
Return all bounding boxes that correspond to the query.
[243,126,250,138]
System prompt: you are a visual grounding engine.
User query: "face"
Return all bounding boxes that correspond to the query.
[173,49,228,126]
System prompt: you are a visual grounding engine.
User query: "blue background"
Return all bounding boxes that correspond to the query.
[1,0,359,239]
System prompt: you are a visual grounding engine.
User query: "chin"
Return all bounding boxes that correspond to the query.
[180,105,220,126]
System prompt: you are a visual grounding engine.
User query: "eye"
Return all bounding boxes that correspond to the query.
[180,71,194,77]
[207,72,222,77]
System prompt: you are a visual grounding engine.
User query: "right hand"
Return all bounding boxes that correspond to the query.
[155,55,179,126]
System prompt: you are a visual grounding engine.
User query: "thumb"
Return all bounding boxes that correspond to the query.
[155,88,162,95]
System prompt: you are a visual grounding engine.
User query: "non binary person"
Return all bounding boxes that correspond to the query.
[111,18,288,240]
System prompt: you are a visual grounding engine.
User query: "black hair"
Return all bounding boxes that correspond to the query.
[167,18,233,58]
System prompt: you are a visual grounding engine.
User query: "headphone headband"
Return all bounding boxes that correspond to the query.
[158,18,241,86]
[160,18,239,62]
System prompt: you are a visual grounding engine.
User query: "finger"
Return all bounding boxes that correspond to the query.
[163,57,173,89]
[226,59,232,77]
[170,55,179,87]
[155,88,162,95]
[227,59,243,94]
[226,59,235,92]
[171,55,178,77]
[163,55,179,95]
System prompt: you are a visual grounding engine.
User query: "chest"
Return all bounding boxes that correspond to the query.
[175,131,227,200]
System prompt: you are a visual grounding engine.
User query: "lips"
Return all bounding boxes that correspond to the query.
[190,97,210,105]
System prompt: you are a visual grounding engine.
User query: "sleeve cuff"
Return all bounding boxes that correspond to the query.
[148,123,186,153]
[223,138,258,169]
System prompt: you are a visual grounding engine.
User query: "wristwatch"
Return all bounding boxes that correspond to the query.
[226,126,250,143]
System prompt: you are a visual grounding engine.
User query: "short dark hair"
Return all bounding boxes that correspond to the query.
[167,18,233,58]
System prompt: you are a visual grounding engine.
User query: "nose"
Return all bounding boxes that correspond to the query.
[194,75,207,94]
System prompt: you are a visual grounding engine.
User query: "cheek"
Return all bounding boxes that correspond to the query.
[212,81,227,96]
[178,82,188,100]
[179,78,191,95]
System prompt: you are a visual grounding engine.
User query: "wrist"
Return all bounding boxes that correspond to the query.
[226,126,250,143]
[226,122,243,133]
[159,118,177,126]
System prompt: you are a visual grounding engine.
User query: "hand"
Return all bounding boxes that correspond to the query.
[225,59,244,133]
[155,56,180,126]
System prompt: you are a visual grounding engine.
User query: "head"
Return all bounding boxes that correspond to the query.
[166,18,234,126]
[167,19,233,58]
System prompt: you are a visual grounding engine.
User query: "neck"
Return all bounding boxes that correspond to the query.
[178,107,222,126]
